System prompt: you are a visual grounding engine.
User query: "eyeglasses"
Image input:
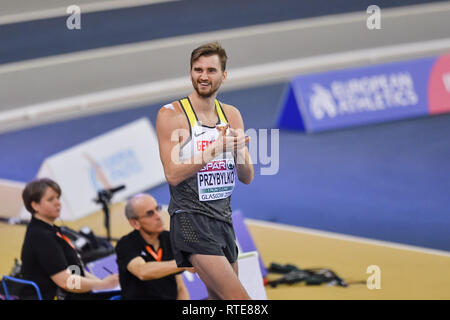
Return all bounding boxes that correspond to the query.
[135,204,162,219]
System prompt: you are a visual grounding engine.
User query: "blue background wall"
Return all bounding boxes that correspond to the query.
[1,81,449,251]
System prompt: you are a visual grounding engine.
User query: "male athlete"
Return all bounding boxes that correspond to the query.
[156,41,254,300]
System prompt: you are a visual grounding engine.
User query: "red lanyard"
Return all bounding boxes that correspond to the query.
[145,245,163,262]
[56,232,76,250]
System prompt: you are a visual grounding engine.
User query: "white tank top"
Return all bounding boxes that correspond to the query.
[178,97,236,202]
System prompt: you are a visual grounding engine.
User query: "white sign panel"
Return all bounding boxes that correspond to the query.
[238,251,267,300]
[20,118,165,221]
[0,179,25,218]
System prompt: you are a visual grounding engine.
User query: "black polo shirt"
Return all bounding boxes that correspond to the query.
[115,230,178,300]
[20,216,86,300]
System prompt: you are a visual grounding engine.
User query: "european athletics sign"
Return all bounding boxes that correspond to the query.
[277,54,450,132]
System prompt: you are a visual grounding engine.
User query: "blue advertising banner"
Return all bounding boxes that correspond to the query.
[277,55,450,132]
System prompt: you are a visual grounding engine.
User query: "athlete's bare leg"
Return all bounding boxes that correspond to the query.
[206,287,221,300]
[231,260,239,277]
[189,254,250,300]
[205,260,240,300]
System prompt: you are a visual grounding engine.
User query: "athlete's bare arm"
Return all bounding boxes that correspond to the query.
[156,102,203,186]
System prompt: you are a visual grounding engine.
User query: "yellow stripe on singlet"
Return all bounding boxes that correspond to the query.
[180,98,228,127]
[179,98,197,129]
[215,100,228,125]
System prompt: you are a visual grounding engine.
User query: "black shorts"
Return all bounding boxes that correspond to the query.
[170,212,239,267]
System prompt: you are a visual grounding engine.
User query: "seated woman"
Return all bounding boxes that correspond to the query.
[20,178,119,300]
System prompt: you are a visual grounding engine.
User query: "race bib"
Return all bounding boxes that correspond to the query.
[197,159,235,201]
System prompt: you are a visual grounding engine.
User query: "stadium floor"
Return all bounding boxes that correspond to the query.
[1,203,449,300]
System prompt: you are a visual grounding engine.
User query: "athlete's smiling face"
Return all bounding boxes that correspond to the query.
[191,54,227,98]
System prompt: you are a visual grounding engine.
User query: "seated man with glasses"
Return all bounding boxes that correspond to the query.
[115,193,193,300]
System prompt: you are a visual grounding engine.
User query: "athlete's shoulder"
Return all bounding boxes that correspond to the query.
[219,102,243,124]
[218,101,240,114]
[157,100,185,122]
[159,100,183,114]
[156,100,189,131]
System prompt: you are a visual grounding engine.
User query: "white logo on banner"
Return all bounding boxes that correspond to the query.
[86,149,143,192]
[309,84,338,120]
[309,72,419,120]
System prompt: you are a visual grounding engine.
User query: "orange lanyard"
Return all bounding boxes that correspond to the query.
[56,230,86,271]
[145,245,163,262]
[56,232,76,250]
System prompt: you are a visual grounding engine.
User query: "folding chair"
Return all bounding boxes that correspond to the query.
[2,275,43,300]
